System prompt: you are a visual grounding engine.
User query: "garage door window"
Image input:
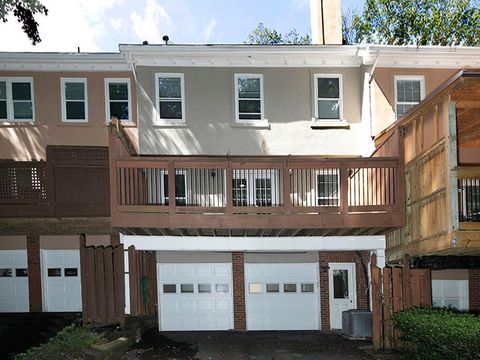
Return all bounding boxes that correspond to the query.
[284,283,297,293]
[15,268,28,277]
[163,284,176,293]
[65,268,78,277]
[181,284,194,293]
[215,284,229,293]
[249,283,263,293]
[198,284,211,293]
[301,283,314,293]
[266,283,279,293]
[0,268,12,277]
[48,268,61,277]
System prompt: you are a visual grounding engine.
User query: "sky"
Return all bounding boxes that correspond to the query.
[0,0,365,52]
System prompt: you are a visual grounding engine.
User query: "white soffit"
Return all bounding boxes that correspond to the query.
[120,235,386,252]
[0,52,130,72]
[120,44,362,68]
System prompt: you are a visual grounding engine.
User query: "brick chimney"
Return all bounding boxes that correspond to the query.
[310,0,342,45]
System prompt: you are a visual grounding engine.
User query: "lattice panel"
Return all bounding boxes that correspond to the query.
[51,147,109,162]
[0,164,47,201]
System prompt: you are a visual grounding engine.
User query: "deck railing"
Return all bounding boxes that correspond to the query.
[458,167,480,222]
[112,155,404,228]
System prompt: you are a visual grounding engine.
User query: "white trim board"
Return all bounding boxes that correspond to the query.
[120,235,385,252]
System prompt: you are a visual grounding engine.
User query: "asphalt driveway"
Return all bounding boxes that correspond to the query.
[123,330,374,360]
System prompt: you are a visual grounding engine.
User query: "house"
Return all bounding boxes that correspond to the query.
[0,0,478,333]
[0,52,137,313]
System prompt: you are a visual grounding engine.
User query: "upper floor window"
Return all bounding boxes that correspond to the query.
[234,74,266,125]
[0,77,34,122]
[105,78,132,123]
[61,78,88,123]
[155,73,185,123]
[314,74,343,121]
[395,75,425,119]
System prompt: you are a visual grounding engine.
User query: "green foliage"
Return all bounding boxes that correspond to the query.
[15,322,100,360]
[245,23,310,45]
[392,308,480,360]
[352,0,480,46]
[0,0,48,45]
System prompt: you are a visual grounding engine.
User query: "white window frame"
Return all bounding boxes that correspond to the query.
[60,78,88,123]
[314,74,343,121]
[0,77,35,122]
[394,75,425,119]
[155,72,185,124]
[234,73,267,126]
[104,78,132,123]
[316,169,340,207]
[232,170,280,207]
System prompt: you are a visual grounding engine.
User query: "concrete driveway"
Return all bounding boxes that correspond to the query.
[123,330,374,360]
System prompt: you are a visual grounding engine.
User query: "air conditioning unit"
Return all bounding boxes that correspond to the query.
[342,309,372,339]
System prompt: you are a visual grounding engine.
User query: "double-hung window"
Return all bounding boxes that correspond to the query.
[234,74,265,124]
[61,78,88,122]
[395,75,425,119]
[314,74,343,121]
[0,77,34,122]
[105,78,132,123]
[155,73,185,123]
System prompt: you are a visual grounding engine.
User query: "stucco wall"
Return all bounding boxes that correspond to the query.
[0,71,138,160]
[137,66,373,156]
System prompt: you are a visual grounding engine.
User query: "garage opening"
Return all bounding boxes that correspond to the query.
[0,250,29,312]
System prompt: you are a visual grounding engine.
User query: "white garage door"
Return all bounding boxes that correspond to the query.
[0,250,29,312]
[158,263,233,331]
[245,263,319,330]
[42,250,82,312]
[432,279,469,310]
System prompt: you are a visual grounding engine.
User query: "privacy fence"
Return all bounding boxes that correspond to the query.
[371,254,432,350]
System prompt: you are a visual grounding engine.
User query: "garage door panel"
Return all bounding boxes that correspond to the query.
[158,262,233,331]
[245,263,319,331]
[0,250,29,313]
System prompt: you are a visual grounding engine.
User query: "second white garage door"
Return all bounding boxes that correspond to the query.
[158,263,233,331]
[42,250,82,312]
[245,263,320,330]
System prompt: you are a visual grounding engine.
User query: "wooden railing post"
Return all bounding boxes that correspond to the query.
[283,158,292,215]
[45,146,56,217]
[226,160,233,216]
[167,160,176,215]
[340,160,349,214]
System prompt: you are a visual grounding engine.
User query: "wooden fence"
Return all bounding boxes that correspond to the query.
[371,254,432,350]
[127,246,157,317]
[80,237,157,326]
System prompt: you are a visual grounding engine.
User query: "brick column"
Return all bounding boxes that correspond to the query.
[232,252,246,331]
[319,251,370,331]
[469,269,480,312]
[110,232,120,246]
[27,234,42,312]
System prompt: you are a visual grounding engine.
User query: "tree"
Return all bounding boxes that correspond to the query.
[1,0,48,45]
[245,23,310,45]
[352,0,480,46]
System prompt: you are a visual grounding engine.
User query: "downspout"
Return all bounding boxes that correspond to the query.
[368,53,379,139]
[320,0,326,45]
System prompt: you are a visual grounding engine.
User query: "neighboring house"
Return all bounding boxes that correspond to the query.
[0,52,137,313]
[374,69,480,313]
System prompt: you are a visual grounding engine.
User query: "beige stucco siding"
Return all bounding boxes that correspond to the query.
[137,66,373,156]
[0,71,138,160]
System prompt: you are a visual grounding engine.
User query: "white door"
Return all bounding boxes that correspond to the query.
[42,250,82,312]
[157,263,233,331]
[0,250,29,312]
[432,279,469,310]
[245,263,319,330]
[329,263,356,329]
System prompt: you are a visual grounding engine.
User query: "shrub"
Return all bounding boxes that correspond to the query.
[392,307,480,360]
[15,322,100,360]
